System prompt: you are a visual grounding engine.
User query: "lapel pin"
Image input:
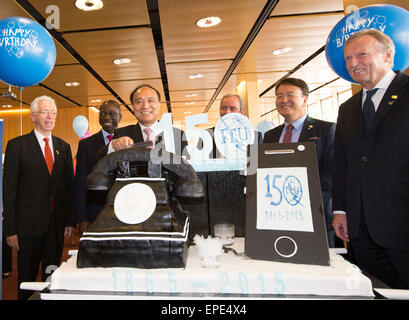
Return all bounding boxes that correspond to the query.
[388,95,398,106]
[307,124,314,130]
[56,149,60,155]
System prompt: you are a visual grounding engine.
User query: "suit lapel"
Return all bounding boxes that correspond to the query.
[51,135,61,178]
[299,116,313,141]
[369,71,409,133]
[348,91,365,137]
[97,130,106,147]
[28,130,51,176]
[271,125,284,142]
[134,123,144,142]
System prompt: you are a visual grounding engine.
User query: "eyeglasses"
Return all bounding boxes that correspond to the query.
[274,93,305,100]
[35,110,57,116]
[100,111,120,117]
[220,106,240,112]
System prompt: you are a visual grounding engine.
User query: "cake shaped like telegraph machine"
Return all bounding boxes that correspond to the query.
[76,144,204,269]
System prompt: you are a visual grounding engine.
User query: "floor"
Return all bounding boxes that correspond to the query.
[2,232,81,300]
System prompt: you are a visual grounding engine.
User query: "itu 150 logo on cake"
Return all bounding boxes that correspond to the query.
[214,113,255,159]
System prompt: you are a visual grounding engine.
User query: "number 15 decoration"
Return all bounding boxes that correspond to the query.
[245,142,330,266]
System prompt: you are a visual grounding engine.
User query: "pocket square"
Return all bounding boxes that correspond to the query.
[308,137,320,141]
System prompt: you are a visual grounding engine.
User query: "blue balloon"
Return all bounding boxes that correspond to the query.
[325,5,409,83]
[73,116,89,138]
[256,120,275,139]
[0,17,56,87]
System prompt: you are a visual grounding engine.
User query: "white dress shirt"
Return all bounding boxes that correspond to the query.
[34,129,54,161]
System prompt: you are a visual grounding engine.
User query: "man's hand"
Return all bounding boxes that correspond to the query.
[332,214,349,242]
[112,136,134,150]
[64,226,75,238]
[6,234,19,251]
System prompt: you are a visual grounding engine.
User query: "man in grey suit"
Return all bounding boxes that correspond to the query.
[263,77,336,247]
[332,29,409,289]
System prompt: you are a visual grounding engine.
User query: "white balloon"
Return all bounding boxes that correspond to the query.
[72,115,88,138]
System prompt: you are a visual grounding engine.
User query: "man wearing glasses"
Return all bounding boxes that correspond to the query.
[3,95,75,299]
[74,100,122,234]
[263,78,336,247]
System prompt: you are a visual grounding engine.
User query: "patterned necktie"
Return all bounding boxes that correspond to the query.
[143,127,153,148]
[282,124,294,143]
[43,137,54,212]
[362,88,378,134]
[107,134,113,144]
[43,137,53,174]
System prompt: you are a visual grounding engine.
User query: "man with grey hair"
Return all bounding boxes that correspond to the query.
[219,93,244,117]
[206,93,260,158]
[3,95,75,299]
[332,29,409,289]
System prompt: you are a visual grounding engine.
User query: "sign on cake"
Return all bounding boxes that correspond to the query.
[256,167,314,232]
[154,112,258,160]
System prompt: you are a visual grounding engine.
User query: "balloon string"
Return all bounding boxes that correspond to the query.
[20,87,23,136]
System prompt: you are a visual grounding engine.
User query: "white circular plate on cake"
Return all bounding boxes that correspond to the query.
[114,183,156,224]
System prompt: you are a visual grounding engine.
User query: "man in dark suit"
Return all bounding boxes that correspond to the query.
[263,78,336,247]
[332,29,409,289]
[74,100,122,234]
[3,95,75,299]
[101,84,186,157]
[204,93,261,158]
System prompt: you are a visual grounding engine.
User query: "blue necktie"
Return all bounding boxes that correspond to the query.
[362,89,378,134]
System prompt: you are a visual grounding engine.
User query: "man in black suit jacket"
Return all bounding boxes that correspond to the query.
[263,77,336,247]
[100,84,187,158]
[74,100,122,234]
[203,94,261,158]
[332,29,409,289]
[3,96,74,299]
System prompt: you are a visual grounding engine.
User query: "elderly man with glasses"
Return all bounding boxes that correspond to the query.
[3,95,75,299]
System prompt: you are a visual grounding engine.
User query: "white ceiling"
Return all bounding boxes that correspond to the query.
[0,0,351,129]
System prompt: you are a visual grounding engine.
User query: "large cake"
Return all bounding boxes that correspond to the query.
[48,238,374,298]
[57,140,373,298]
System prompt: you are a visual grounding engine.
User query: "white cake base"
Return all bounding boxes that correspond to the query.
[49,238,373,298]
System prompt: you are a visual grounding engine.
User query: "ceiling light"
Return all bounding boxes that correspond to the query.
[75,0,104,11]
[189,74,203,79]
[2,105,12,108]
[196,16,221,28]
[185,102,195,105]
[184,111,192,114]
[185,93,198,98]
[90,99,102,103]
[65,82,80,87]
[113,58,131,65]
[272,47,292,55]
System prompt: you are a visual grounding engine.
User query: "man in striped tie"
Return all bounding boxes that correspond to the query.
[3,96,75,299]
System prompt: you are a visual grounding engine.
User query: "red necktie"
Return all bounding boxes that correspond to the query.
[143,127,153,149]
[282,124,293,143]
[107,134,113,144]
[44,137,54,212]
